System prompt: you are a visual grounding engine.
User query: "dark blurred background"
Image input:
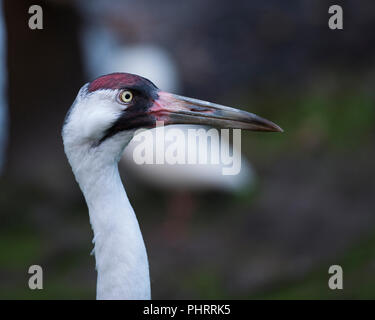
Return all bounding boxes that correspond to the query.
[1,0,375,299]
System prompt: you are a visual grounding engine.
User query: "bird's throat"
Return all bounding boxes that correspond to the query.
[74,152,151,300]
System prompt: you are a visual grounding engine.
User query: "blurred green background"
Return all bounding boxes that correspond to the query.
[0,0,374,299]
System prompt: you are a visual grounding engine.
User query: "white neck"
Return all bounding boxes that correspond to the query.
[64,132,150,300]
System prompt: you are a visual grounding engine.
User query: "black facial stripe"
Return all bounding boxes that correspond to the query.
[98,91,159,144]
[120,83,159,100]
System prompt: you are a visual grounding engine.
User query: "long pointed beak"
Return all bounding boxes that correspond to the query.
[149,91,283,132]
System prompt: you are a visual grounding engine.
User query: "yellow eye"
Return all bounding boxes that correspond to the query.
[120,90,133,103]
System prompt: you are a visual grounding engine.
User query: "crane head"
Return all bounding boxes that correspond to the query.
[62,73,282,160]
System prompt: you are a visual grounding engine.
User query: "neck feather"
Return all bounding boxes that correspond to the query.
[64,133,150,300]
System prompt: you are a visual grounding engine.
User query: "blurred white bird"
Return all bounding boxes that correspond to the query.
[77,4,256,239]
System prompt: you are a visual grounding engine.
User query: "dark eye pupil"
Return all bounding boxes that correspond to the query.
[125,94,130,99]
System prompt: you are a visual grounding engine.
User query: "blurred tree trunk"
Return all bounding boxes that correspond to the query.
[4,0,85,192]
